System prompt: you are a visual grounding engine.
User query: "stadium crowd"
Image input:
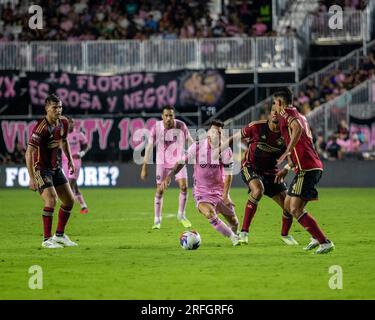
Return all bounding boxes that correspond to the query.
[0,0,279,42]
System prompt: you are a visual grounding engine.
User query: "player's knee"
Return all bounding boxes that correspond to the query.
[45,196,58,208]
[179,185,188,193]
[251,187,264,200]
[156,187,163,197]
[289,207,303,218]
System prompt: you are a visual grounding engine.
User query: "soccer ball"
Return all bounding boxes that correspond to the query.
[179,230,201,250]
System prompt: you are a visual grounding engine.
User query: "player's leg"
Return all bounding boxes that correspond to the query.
[176,167,192,227]
[40,185,63,248]
[153,165,166,229]
[197,202,240,246]
[52,169,77,246]
[240,167,264,243]
[71,160,88,214]
[216,200,239,234]
[287,170,334,253]
[272,191,298,245]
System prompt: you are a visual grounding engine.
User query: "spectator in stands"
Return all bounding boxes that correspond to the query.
[337,119,349,140]
[315,134,328,159]
[345,133,361,153]
[326,135,343,160]
[251,18,267,37]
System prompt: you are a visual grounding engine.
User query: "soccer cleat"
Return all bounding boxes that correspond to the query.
[315,241,335,254]
[152,223,161,229]
[281,235,299,245]
[52,234,78,247]
[42,238,64,249]
[80,207,89,214]
[239,231,249,244]
[304,238,320,251]
[230,234,241,246]
[178,216,192,228]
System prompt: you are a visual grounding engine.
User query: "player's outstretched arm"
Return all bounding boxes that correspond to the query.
[25,145,37,191]
[62,139,75,174]
[277,119,303,165]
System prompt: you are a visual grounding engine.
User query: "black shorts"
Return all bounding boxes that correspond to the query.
[288,170,323,201]
[34,168,68,193]
[241,166,287,198]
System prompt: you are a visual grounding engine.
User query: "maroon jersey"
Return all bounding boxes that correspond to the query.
[241,120,286,176]
[278,107,323,171]
[28,117,69,171]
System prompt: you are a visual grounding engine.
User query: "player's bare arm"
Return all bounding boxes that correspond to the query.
[141,140,153,180]
[222,173,234,206]
[25,144,38,191]
[74,143,89,160]
[62,138,75,175]
[277,119,303,165]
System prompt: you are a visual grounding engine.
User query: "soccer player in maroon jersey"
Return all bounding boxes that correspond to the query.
[273,88,334,254]
[25,94,78,249]
[226,105,298,245]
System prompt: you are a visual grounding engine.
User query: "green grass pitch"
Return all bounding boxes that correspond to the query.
[0,188,374,300]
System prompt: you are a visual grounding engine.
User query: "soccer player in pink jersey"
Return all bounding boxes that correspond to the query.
[160,120,241,246]
[141,106,193,229]
[62,117,90,214]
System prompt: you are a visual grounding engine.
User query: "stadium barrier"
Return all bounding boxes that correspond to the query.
[307,78,375,140]
[225,40,375,128]
[0,37,298,74]
[1,160,375,188]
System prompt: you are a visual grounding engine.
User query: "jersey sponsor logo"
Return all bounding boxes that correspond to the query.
[276,137,285,146]
[257,142,282,153]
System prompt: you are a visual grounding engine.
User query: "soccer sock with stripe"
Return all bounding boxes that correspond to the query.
[281,211,293,236]
[208,214,233,238]
[154,193,163,224]
[241,195,259,233]
[56,204,73,236]
[42,207,54,241]
[177,191,188,219]
[298,212,328,244]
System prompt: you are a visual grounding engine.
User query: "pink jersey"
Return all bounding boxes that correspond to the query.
[62,129,87,163]
[186,139,233,198]
[150,119,191,168]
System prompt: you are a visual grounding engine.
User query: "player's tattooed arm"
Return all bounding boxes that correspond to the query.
[25,144,38,191]
[160,162,185,191]
[277,119,303,165]
[62,138,75,174]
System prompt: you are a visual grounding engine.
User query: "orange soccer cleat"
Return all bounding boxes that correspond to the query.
[80,207,89,214]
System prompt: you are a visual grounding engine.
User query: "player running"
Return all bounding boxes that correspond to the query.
[273,88,334,254]
[62,117,90,214]
[25,94,77,249]
[141,106,193,229]
[226,105,298,245]
[160,120,240,246]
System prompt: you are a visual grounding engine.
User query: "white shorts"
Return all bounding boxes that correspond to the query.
[156,165,188,185]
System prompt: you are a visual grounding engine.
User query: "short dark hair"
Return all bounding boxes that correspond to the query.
[45,93,61,106]
[162,105,175,113]
[273,88,293,105]
[209,119,224,129]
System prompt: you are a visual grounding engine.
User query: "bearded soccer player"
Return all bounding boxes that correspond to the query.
[62,117,90,214]
[273,88,334,254]
[140,106,193,229]
[227,105,298,245]
[25,94,77,249]
[160,120,240,246]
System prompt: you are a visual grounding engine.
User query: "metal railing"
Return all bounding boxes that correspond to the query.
[0,37,298,74]
[226,39,375,128]
[307,78,375,140]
